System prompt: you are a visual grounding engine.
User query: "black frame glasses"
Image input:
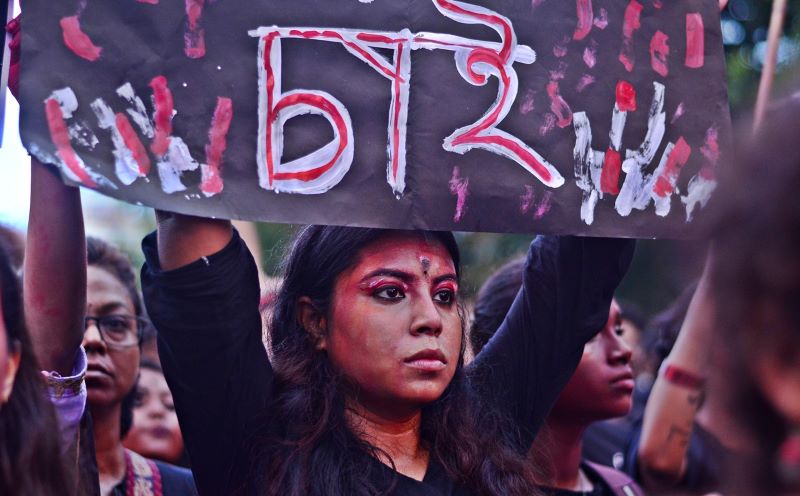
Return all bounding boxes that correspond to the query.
[84,315,148,348]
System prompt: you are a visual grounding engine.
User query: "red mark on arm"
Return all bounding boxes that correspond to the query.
[115,113,151,176]
[59,16,102,62]
[616,80,637,112]
[149,76,173,156]
[201,97,234,195]
[546,81,573,128]
[185,0,206,59]
[653,137,692,197]
[573,0,594,41]
[44,98,96,187]
[685,13,705,69]
[618,1,643,72]
[601,149,622,194]
[650,31,670,77]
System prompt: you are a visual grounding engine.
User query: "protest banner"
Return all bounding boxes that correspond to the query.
[20,0,731,237]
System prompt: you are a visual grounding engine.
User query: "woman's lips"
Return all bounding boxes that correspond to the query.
[404,349,447,372]
[86,362,112,377]
[610,370,635,392]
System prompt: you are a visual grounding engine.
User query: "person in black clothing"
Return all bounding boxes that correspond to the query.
[142,213,633,495]
[471,258,642,496]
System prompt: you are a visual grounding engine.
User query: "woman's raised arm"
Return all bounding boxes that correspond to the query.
[468,236,635,449]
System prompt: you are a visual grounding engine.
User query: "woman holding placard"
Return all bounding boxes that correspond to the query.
[141,212,633,495]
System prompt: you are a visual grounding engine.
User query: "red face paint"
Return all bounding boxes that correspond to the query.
[325,233,461,415]
[60,15,102,62]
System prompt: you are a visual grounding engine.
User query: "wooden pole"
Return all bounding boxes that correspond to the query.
[753,0,788,131]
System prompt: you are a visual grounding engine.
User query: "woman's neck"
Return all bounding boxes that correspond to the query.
[532,419,589,491]
[346,403,429,481]
[90,403,127,496]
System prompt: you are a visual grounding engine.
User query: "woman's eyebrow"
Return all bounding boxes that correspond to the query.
[432,274,458,285]
[360,269,414,283]
[92,301,131,314]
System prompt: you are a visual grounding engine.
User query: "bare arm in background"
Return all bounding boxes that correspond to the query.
[24,153,87,376]
[637,261,715,488]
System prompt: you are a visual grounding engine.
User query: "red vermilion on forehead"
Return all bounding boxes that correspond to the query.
[357,234,454,272]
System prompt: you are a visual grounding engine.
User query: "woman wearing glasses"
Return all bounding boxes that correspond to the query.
[82,237,197,496]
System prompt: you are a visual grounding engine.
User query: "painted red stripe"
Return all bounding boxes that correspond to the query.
[185,0,206,59]
[649,30,670,78]
[653,137,692,197]
[201,97,234,195]
[59,16,102,62]
[115,113,151,176]
[615,80,637,112]
[469,134,553,184]
[44,98,97,187]
[391,43,404,180]
[264,33,278,186]
[272,93,349,182]
[685,13,705,69]
[149,76,173,157]
[288,30,400,80]
[434,0,513,62]
[618,0,643,72]
[600,148,621,194]
[573,0,593,41]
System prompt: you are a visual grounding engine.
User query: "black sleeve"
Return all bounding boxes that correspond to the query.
[467,236,635,448]
[141,230,272,496]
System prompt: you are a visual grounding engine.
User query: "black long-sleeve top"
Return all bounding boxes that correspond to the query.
[141,232,634,495]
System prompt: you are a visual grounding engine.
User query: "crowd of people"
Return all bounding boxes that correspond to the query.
[2,4,800,495]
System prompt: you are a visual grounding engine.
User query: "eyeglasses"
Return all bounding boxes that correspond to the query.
[84,315,147,348]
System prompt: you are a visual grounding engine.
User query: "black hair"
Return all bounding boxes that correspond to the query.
[469,256,525,356]
[642,281,698,374]
[246,226,539,496]
[0,239,75,495]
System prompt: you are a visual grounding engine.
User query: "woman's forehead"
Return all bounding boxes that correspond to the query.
[354,233,455,272]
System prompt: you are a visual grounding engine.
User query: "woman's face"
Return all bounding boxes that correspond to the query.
[550,300,634,423]
[123,368,184,464]
[321,233,461,417]
[83,266,140,410]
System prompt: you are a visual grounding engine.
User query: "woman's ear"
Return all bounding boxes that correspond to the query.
[297,297,328,351]
[1,342,21,405]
